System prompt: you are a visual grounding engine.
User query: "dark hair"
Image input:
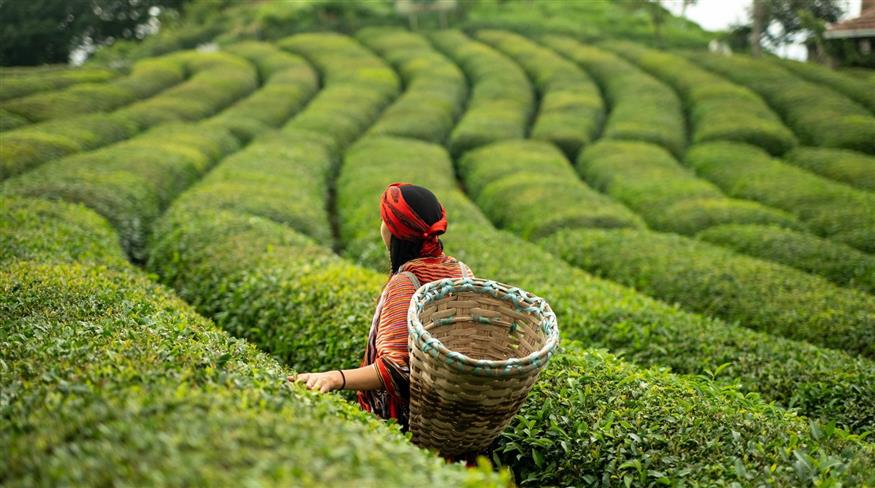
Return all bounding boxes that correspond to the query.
[388,185,443,274]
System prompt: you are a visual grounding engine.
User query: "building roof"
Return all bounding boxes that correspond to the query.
[825,7,875,39]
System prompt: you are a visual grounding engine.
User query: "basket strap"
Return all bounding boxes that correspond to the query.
[458,261,470,279]
[401,271,421,290]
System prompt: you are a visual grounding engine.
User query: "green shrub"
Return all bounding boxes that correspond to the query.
[0,196,127,267]
[0,66,118,101]
[357,28,467,143]
[429,30,534,156]
[698,223,875,295]
[2,56,187,123]
[364,135,875,433]
[279,32,401,149]
[0,206,501,487]
[542,35,686,157]
[1,50,258,180]
[779,58,875,114]
[689,52,875,153]
[119,51,259,124]
[540,228,875,358]
[337,136,875,477]
[458,139,644,239]
[206,42,320,142]
[0,108,28,131]
[148,33,408,367]
[685,142,875,253]
[578,139,800,234]
[608,42,797,155]
[3,124,239,259]
[506,343,875,487]
[476,29,603,157]
[785,146,875,192]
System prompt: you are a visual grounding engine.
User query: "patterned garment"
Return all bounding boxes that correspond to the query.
[357,253,473,432]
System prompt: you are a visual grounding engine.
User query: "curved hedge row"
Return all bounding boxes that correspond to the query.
[206,42,320,142]
[689,52,875,153]
[0,198,502,487]
[428,30,534,156]
[0,50,257,180]
[540,227,875,358]
[698,224,875,294]
[476,29,603,157]
[0,196,128,268]
[336,136,875,482]
[541,35,686,157]
[784,146,875,192]
[458,139,644,239]
[779,58,875,114]
[685,142,875,253]
[0,65,118,101]
[149,32,403,367]
[279,33,401,150]
[357,28,467,143]
[608,42,796,155]
[462,139,875,358]
[2,56,188,124]
[2,43,319,260]
[578,139,800,235]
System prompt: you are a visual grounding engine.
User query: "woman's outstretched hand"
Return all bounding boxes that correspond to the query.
[289,371,343,394]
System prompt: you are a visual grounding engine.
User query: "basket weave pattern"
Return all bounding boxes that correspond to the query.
[407,277,559,456]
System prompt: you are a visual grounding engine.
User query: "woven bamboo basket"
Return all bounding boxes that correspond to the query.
[407,277,559,456]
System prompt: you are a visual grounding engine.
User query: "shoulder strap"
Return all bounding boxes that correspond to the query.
[400,270,421,290]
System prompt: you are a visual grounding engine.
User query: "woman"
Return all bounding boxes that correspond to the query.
[291,182,473,432]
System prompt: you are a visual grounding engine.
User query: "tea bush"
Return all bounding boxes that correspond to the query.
[429,30,534,156]
[685,142,875,253]
[784,146,875,192]
[2,56,187,123]
[3,43,319,259]
[204,42,319,142]
[0,65,118,101]
[0,50,257,180]
[279,32,400,149]
[339,136,875,432]
[542,35,686,157]
[578,139,800,235]
[357,28,466,143]
[148,33,403,367]
[540,227,875,358]
[779,58,875,114]
[0,200,502,487]
[0,195,128,267]
[690,52,875,153]
[477,29,603,157]
[609,42,796,155]
[2,125,239,259]
[458,139,644,239]
[698,223,875,294]
[336,136,875,480]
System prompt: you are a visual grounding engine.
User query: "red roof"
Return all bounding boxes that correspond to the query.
[826,7,875,38]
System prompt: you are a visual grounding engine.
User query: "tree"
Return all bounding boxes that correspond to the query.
[0,0,190,66]
[747,0,844,56]
[680,0,698,20]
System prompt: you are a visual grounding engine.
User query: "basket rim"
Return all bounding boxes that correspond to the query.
[407,277,560,376]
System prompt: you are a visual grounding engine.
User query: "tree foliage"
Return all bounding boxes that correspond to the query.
[0,0,189,66]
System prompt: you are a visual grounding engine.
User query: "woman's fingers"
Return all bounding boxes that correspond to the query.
[289,372,335,393]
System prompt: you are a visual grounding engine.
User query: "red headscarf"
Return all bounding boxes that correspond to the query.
[380,183,447,257]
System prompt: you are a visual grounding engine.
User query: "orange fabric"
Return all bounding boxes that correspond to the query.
[357,253,473,430]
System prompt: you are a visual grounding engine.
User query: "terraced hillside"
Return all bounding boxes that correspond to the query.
[2,21,875,487]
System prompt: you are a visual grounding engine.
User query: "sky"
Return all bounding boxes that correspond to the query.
[662,0,863,60]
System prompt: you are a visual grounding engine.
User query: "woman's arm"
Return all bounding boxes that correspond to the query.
[289,364,383,393]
